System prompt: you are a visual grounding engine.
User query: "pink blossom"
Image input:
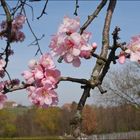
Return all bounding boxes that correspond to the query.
[22,70,34,84]
[0,82,5,92]
[80,44,93,59]
[0,93,7,109]
[28,59,37,70]
[43,69,60,89]
[34,69,44,80]
[72,57,81,67]
[49,16,97,67]
[0,14,26,42]
[92,42,97,49]
[27,86,58,107]
[15,31,25,42]
[58,16,80,33]
[81,32,92,42]
[13,14,26,29]
[0,59,6,71]
[118,52,126,64]
[23,53,61,107]
[39,53,55,69]
[70,32,81,46]
[125,35,140,63]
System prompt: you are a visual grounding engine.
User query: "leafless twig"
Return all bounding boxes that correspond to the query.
[37,0,48,20]
[73,0,79,16]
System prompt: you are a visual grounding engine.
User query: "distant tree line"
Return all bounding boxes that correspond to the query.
[0,102,140,137]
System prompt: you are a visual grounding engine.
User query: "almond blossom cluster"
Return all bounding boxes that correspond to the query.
[0,79,20,109]
[49,16,97,67]
[22,53,61,108]
[0,14,26,42]
[119,35,140,64]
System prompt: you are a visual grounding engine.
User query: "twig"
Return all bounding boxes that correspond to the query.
[59,76,90,86]
[28,34,45,46]
[92,52,107,62]
[73,0,79,16]
[109,87,140,108]
[97,84,107,94]
[23,7,43,55]
[79,0,108,34]
[37,0,48,20]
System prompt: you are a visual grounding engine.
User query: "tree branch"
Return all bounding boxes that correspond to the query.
[37,0,48,20]
[23,7,43,55]
[73,0,79,16]
[1,0,12,70]
[71,0,117,137]
[91,0,117,83]
[59,76,90,86]
[4,83,32,94]
[99,26,120,82]
[79,0,108,34]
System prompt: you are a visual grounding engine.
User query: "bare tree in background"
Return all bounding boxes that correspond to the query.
[94,63,140,107]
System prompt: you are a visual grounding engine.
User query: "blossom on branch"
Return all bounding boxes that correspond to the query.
[118,52,126,64]
[49,16,97,67]
[119,35,140,64]
[125,35,140,63]
[27,86,58,107]
[22,53,61,107]
[0,14,26,42]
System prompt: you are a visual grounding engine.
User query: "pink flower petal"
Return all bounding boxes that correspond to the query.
[35,70,44,80]
[130,52,140,62]
[70,32,81,45]
[28,59,37,70]
[72,48,80,56]
[65,53,73,62]
[72,57,81,67]
[118,53,126,64]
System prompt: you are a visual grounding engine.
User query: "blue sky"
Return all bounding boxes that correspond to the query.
[0,1,140,106]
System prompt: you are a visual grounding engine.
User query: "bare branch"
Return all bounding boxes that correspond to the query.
[99,26,120,82]
[92,52,107,62]
[79,0,108,34]
[91,0,117,82]
[59,76,90,86]
[109,87,140,108]
[37,0,48,20]
[23,7,43,55]
[73,0,79,16]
